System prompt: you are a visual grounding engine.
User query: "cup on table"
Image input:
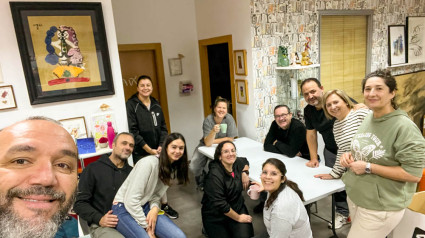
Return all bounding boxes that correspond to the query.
[247,184,260,200]
[220,123,227,133]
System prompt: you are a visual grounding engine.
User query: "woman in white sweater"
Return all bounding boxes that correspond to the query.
[254,158,312,238]
[112,133,189,238]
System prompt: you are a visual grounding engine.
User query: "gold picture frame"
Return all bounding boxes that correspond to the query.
[235,79,249,104]
[0,85,17,110]
[234,50,247,76]
[59,116,88,139]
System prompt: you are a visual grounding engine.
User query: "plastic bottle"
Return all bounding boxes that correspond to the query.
[107,121,115,149]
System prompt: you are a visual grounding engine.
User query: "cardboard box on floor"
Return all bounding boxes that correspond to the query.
[389,191,425,238]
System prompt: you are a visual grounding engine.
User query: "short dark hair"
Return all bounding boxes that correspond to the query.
[137,75,152,85]
[300,78,321,91]
[214,140,236,161]
[274,105,291,114]
[113,132,134,144]
[362,69,398,109]
[27,116,61,125]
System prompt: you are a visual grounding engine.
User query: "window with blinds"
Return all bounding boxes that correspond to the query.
[320,15,367,103]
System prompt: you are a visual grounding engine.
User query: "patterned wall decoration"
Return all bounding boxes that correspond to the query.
[250,0,425,142]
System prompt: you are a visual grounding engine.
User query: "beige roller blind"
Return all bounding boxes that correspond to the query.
[321,15,367,103]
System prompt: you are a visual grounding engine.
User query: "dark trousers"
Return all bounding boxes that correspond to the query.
[202,205,254,238]
[324,147,349,217]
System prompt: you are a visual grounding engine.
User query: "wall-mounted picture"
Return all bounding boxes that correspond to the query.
[407,16,425,64]
[169,58,183,76]
[10,2,114,105]
[234,50,248,76]
[0,85,17,110]
[236,79,249,104]
[59,116,88,139]
[388,25,406,66]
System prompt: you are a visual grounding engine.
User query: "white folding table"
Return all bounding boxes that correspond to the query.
[198,137,345,237]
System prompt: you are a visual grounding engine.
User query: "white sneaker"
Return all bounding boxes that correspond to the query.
[328,213,351,229]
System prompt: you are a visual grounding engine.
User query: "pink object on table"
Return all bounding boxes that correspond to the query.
[107,121,115,149]
[247,184,261,200]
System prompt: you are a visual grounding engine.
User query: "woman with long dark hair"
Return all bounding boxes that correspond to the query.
[253,158,312,238]
[112,133,189,238]
[340,69,425,237]
[201,141,253,238]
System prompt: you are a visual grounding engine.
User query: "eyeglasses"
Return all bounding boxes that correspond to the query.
[261,171,282,177]
[222,149,236,155]
[274,113,290,119]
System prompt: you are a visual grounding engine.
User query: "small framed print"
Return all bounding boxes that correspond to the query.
[169,58,183,76]
[388,25,406,66]
[234,50,248,76]
[235,79,249,104]
[59,116,88,139]
[407,16,425,64]
[0,85,17,110]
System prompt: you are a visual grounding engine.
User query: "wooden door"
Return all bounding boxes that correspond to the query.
[118,43,170,131]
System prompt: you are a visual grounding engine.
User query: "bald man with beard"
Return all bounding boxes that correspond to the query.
[0,117,78,238]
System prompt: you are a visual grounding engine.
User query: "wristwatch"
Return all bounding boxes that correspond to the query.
[365,162,371,174]
[242,170,249,175]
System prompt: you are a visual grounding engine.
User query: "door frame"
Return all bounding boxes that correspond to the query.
[198,35,237,122]
[118,43,170,132]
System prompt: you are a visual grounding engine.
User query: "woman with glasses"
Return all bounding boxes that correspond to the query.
[201,141,253,238]
[253,158,312,238]
[190,97,238,190]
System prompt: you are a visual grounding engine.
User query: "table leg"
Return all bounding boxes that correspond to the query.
[329,193,338,238]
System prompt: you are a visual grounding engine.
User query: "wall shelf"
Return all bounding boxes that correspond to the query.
[276,64,320,70]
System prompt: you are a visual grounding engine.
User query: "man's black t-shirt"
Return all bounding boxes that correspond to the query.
[304,105,337,154]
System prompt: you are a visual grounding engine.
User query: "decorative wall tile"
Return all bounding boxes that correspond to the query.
[250,0,425,142]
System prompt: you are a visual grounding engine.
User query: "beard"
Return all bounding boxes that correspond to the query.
[0,186,76,238]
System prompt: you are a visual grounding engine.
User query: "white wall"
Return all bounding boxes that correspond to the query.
[0,0,128,136]
[195,0,257,140]
[112,0,204,155]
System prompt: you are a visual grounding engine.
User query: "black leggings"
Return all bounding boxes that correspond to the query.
[202,205,254,238]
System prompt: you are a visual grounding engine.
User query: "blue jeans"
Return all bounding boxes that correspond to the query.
[112,202,186,238]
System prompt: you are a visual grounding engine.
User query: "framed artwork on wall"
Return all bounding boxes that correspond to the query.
[407,16,425,64]
[388,25,406,66]
[59,116,88,139]
[234,50,247,76]
[0,85,17,110]
[10,2,114,105]
[169,58,183,76]
[235,79,249,104]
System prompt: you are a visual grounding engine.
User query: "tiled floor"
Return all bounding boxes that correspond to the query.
[168,172,351,238]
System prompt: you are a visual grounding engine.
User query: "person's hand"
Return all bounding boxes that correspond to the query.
[306,159,319,168]
[340,153,354,168]
[157,146,162,154]
[237,214,252,223]
[250,181,264,192]
[296,152,302,157]
[99,210,119,228]
[314,174,334,180]
[353,103,368,110]
[349,161,367,175]
[146,206,158,235]
[145,227,156,238]
[242,172,250,190]
[213,124,220,133]
[150,149,159,155]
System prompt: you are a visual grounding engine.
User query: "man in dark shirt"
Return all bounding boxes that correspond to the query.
[264,105,310,159]
[74,132,134,238]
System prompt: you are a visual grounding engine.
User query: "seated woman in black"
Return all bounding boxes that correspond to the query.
[201,141,253,238]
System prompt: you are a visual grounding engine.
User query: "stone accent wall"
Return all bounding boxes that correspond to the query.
[250,0,425,142]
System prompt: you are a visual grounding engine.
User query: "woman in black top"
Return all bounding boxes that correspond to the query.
[126,75,168,165]
[201,141,254,238]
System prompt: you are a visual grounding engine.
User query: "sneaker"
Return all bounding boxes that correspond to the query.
[253,202,264,214]
[328,213,351,229]
[161,204,179,219]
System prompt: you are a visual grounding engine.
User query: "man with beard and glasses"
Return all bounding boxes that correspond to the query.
[0,116,78,238]
[74,132,134,238]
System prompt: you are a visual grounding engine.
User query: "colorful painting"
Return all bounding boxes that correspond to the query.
[407,17,425,64]
[388,25,406,66]
[0,85,17,110]
[10,2,114,104]
[90,112,116,145]
[394,71,425,130]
